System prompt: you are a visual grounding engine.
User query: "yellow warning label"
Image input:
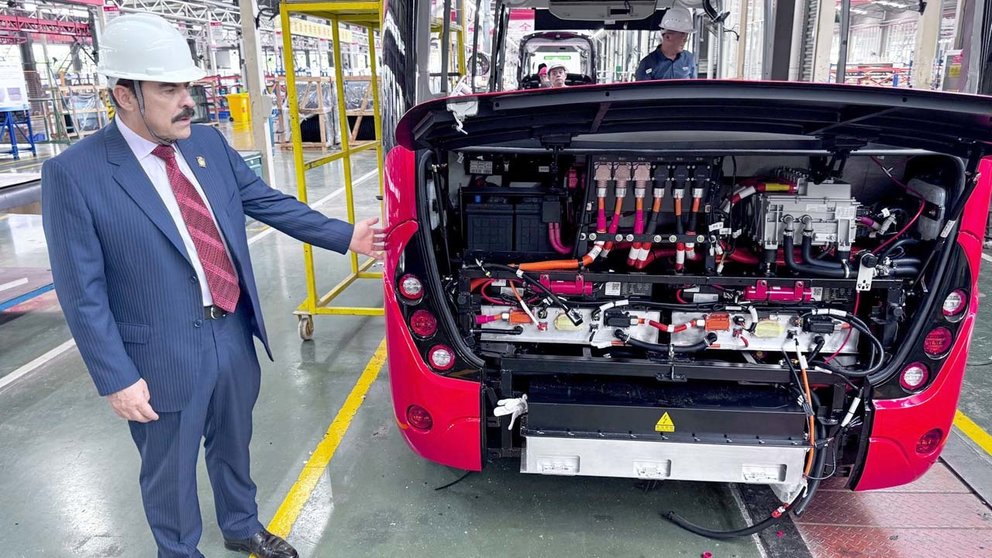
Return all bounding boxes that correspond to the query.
[655,412,676,433]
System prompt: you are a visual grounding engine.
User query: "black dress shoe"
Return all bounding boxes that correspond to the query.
[223,528,298,558]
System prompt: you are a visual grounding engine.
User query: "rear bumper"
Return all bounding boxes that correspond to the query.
[856,311,975,490]
[523,434,808,488]
[856,160,991,490]
[856,226,984,489]
[384,283,483,471]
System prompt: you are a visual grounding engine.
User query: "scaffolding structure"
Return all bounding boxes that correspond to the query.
[430,0,468,94]
[279,1,385,339]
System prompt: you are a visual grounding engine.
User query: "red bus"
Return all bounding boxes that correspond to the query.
[376,0,992,532]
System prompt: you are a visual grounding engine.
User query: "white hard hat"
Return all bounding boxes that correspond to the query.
[98,13,205,83]
[548,62,568,73]
[660,6,694,34]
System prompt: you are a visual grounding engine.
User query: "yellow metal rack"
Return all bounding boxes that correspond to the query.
[279,1,386,339]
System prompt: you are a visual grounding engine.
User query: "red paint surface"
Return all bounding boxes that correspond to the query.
[383,147,482,471]
[857,157,992,490]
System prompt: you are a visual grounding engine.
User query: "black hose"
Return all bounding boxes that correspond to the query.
[662,510,786,540]
[802,234,842,269]
[808,335,826,363]
[688,195,699,234]
[615,330,716,353]
[879,237,919,260]
[890,265,920,276]
[791,423,829,517]
[646,204,661,238]
[472,326,524,336]
[803,312,886,378]
[662,416,829,539]
[784,234,850,278]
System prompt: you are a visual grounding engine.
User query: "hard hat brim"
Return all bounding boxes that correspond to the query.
[101,66,207,84]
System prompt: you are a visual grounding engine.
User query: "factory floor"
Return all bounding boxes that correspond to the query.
[0,123,990,558]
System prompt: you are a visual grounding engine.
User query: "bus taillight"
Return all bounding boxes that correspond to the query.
[399,274,424,301]
[427,345,456,371]
[899,362,929,391]
[406,405,433,431]
[941,289,966,320]
[410,309,438,338]
[922,327,953,358]
[916,429,943,455]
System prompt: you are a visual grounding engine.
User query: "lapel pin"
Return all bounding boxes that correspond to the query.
[197,156,206,168]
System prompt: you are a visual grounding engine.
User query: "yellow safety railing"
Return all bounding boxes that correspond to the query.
[279,1,386,339]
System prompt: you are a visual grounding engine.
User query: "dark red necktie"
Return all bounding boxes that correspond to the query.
[151,144,240,312]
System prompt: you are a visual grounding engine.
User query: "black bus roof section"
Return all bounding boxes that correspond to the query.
[396,80,992,158]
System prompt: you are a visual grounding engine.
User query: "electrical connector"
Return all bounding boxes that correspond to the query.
[840,395,863,428]
[566,308,584,326]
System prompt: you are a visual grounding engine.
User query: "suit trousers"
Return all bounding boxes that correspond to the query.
[127,300,264,558]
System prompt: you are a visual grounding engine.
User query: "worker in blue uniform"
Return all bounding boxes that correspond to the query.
[635,5,698,81]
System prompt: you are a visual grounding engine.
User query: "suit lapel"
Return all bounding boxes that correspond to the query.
[175,133,240,255]
[105,121,194,268]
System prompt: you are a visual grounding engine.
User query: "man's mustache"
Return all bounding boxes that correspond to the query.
[172,107,196,122]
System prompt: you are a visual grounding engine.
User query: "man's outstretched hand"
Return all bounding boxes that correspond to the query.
[107,379,159,423]
[349,216,386,259]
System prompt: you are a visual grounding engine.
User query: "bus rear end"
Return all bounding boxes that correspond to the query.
[381,81,992,505]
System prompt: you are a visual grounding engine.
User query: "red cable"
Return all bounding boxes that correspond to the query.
[480,280,504,305]
[868,156,927,255]
[872,199,925,255]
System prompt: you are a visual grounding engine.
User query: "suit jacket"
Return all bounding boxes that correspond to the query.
[42,121,354,412]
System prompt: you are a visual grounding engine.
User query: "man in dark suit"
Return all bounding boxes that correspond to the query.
[41,13,382,558]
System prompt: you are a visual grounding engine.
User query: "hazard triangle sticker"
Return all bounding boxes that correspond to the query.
[655,412,675,433]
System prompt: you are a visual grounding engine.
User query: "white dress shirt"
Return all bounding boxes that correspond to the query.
[117,117,237,306]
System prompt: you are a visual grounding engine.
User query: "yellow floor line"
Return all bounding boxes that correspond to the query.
[266,338,387,539]
[954,410,992,457]
[0,214,9,221]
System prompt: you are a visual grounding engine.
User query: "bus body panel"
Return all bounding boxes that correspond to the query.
[855,157,991,490]
[384,145,483,471]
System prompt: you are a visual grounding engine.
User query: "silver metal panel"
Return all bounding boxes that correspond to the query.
[480,306,661,348]
[669,310,859,354]
[756,181,859,249]
[522,435,809,487]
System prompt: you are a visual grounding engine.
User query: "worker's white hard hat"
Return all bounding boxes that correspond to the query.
[98,13,205,83]
[548,63,568,73]
[660,6,694,34]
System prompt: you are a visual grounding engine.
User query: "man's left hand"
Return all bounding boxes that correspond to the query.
[349,217,386,259]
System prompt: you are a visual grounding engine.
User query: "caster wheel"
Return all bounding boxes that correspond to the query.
[298,315,314,341]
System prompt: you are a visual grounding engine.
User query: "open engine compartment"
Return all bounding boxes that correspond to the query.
[384,79,992,500]
[403,142,972,484]
[430,148,960,362]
